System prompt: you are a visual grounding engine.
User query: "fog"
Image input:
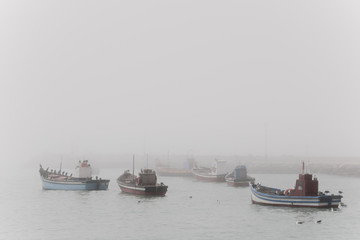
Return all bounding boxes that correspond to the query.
[1,1,360,168]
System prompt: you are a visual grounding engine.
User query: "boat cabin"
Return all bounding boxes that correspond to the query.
[75,160,92,178]
[234,165,248,180]
[138,169,157,185]
[289,162,318,197]
[211,160,227,175]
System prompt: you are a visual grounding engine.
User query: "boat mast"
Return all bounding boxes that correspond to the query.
[302,161,304,174]
[133,154,135,179]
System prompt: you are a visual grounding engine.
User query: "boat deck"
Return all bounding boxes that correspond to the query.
[252,184,285,196]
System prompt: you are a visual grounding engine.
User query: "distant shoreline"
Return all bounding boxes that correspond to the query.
[24,153,360,178]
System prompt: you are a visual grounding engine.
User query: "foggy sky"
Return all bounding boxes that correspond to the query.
[1,0,360,163]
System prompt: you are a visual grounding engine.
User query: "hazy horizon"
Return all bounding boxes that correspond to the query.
[1,1,360,166]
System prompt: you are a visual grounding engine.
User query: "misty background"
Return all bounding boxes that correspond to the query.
[1,1,360,171]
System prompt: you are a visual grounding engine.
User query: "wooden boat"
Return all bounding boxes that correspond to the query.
[192,159,228,182]
[250,162,343,208]
[39,160,109,190]
[117,156,168,196]
[117,169,168,196]
[225,165,255,186]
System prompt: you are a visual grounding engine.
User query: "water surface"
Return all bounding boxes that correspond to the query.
[0,168,358,240]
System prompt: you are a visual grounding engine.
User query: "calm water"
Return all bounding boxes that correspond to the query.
[0,168,359,240]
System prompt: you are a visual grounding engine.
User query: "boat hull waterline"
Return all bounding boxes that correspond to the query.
[250,184,342,208]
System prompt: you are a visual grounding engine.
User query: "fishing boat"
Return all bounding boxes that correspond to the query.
[192,159,228,182]
[39,160,109,190]
[117,157,168,196]
[225,165,255,186]
[250,162,343,208]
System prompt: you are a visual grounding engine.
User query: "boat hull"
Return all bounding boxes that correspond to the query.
[250,184,342,208]
[192,170,226,182]
[226,179,253,187]
[41,177,109,190]
[117,181,168,196]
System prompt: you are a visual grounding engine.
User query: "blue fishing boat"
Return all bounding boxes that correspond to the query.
[39,160,109,190]
[250,162,342,208]
[225,165,255,186]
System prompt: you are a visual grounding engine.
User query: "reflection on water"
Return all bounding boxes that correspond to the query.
[0,168,358,240]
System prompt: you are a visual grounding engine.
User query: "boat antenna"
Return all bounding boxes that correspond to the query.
[302,161,304,174]
[133,154,135,179]
[147,153,149,169]
[60,158,62,174]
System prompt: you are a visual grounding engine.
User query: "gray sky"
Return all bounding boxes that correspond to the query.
[1,0,360,163]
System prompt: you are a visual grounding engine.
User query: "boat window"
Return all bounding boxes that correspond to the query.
[298,182,303,190]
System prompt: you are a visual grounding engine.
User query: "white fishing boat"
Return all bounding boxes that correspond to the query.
[192,159,228,182]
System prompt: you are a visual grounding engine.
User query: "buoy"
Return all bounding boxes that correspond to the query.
[296,221,304,224]
[315,220,322,224]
